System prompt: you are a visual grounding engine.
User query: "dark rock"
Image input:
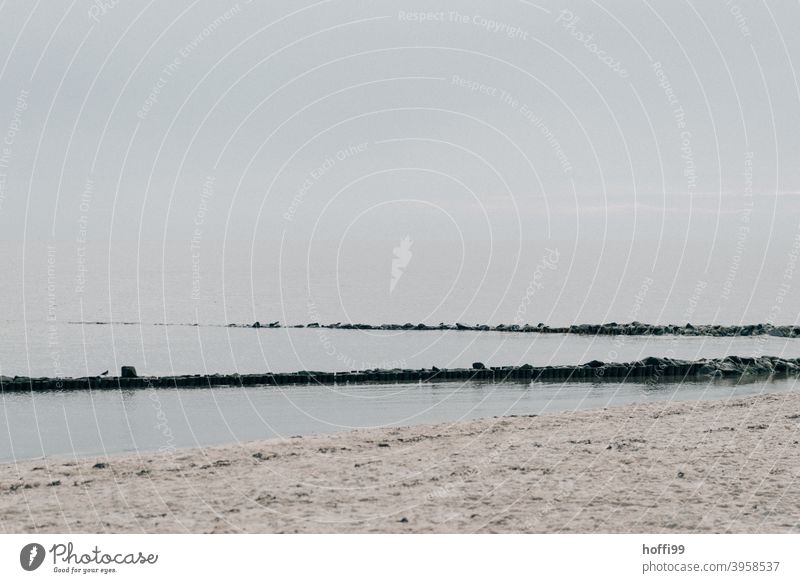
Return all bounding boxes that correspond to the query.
[640,356,667,367]
[7,353,800,393]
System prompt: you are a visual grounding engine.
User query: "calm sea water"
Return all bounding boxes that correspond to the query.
[2,376,797,463]
[3,325,800,378]
[2,239,800,461]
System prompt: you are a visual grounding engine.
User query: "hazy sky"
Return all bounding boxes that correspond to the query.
[0,0,798,247]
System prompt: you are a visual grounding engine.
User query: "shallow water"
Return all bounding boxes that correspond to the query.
[4,239,800,462]
[3,324,800,378]
[2,374,797,462]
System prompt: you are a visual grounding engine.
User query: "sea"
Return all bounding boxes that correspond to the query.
[2,237,799,461]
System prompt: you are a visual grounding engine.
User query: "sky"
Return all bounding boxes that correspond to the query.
[0,0,798,247]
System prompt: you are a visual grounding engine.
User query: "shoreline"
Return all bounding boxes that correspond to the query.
[3,355,800,392]
[2,391,799,533]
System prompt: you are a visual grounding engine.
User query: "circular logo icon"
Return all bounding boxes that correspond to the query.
[20,543,46,571]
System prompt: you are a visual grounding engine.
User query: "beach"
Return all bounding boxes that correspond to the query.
[1,391,799,534]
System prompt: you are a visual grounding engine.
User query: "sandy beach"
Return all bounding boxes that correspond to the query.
[2,392,799,533]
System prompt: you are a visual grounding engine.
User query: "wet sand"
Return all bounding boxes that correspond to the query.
[1,392,799,533]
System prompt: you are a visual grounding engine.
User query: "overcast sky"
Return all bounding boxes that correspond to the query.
[1,0,799,246]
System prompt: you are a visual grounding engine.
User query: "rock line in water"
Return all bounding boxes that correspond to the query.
[2,355,799,392]
[65,320,800,337]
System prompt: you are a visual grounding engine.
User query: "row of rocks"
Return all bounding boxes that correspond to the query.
[229,321,800,337]
[70,320,800,337]
[3,356,799,392]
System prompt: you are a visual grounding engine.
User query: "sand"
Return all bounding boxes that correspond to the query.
[1,392,799,533]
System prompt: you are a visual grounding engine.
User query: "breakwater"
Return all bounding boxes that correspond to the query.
[3,356,799,392]
[69,320,800,337]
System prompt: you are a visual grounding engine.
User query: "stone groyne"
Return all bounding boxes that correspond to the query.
[70,320,800,337]
[2,355,799,392]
